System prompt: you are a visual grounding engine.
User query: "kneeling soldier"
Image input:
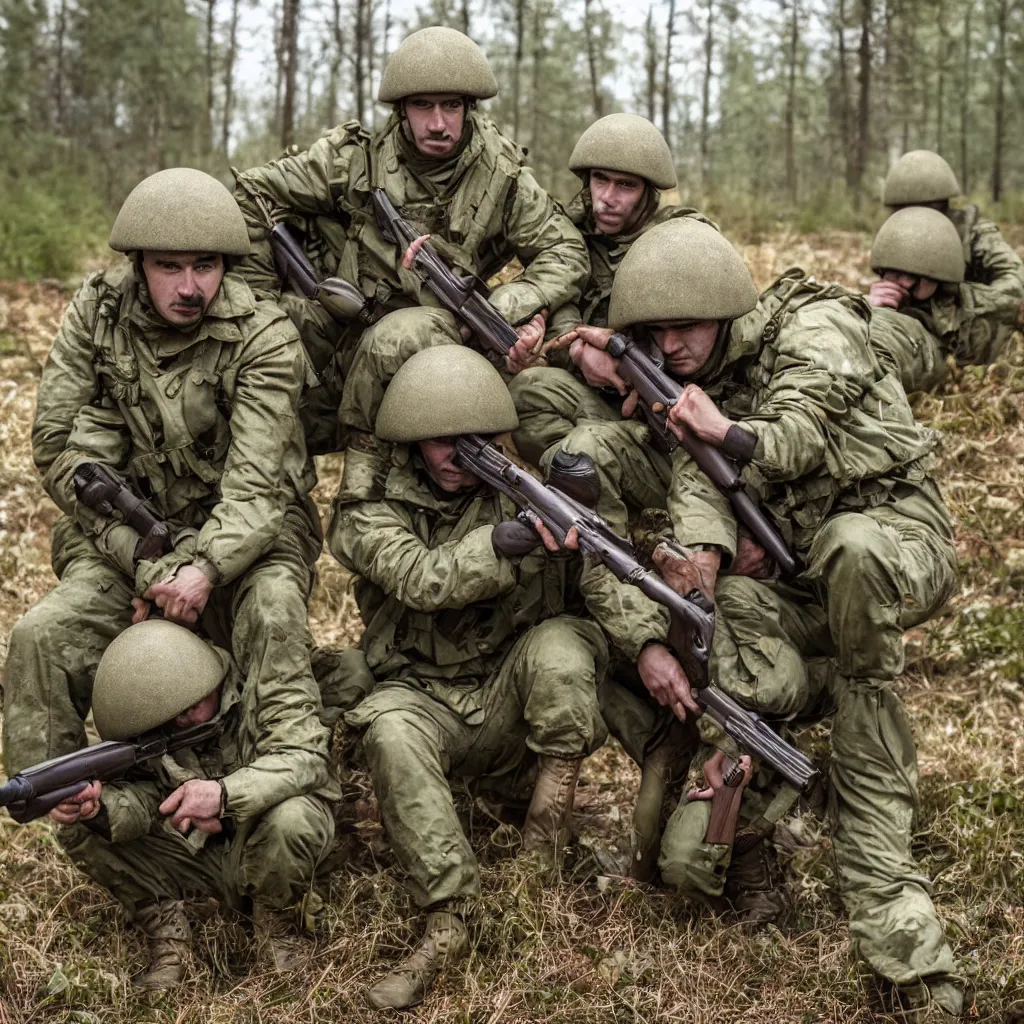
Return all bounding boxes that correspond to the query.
[53,620,336,989]
[328,345,685,1010]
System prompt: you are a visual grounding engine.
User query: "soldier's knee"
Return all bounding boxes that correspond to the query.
[362,708,437,765]
[507,365,550,408]
[360,307,458,359]
[812,514,896,578]
[257,796,334,856]
[658,799,729,897]
[240,571,307,635]
[523,619,605,686]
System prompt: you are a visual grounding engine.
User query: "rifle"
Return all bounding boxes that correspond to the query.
[454,435,817,792]
[74,462,172,562]
[269,222,370,325]
[0,721,223,824]
[603,332,800,577]
[370,188,520,356]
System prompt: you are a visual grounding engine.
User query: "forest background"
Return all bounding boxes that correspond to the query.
[1,0,1023,279]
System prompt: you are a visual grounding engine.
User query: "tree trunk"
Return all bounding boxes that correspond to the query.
[784,0,799,203]
[221,0,241,153]
[583,0,604,118]
[935,0,945,152]
[205,0,216,155]
[699,0,714,189]
[280,0,300,149]
[837,0,853,187]
[460,0,470,35]
[990,0,1007,202]
[959,0,971,191]
[644,6,658,123]
[662,0,676,146]
[367,0,377,129]
[530,0,545,159]
[353,0,368,124]
[512,0,525,140]
[53,0,68,131]
[324,0,344,128]
[853,0,871,207]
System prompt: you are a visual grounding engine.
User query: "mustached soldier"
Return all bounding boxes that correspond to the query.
[881,150,1024,365]
[233,26,588,456]
[53,620,336,988]
[2,170,330,845]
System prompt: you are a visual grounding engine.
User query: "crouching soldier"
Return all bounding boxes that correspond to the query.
[2,168,324,784]
[571,218,965,1020]
[328,345,686,1010]
[867,205,1015,393]
[53,620,337,988]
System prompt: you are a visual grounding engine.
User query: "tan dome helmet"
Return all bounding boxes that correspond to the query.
[92,619,230,741]
[871,206,965,284]
[882,150,962,206]
[375,344,518,442]
[109,168,250,256]
[378,27,498,103]
[608,218,758,331]
[568,113,677,191]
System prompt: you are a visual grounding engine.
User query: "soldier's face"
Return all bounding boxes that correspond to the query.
[880,270,939,301]
[649,319,721,377]
[174,688,221,729]
[142,251,226,327]
[403,94,466,158]
[419,438,480,493]
[589,169,648,235]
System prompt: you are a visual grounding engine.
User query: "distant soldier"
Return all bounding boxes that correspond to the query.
[52,621,335,988]
[2,170,330,853]
[328,345,688,1010]
[233,26,588,455]
[881,150,1024,364]
[867,206,971,392]
[569,218,964,1019]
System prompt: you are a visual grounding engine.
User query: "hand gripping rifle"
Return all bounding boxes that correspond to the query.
[603,332,800,578]
[454,436,818,792]
[73,462,172,562]
[268,222,371,325]
[370,188,520,357]
[0,720,223,824]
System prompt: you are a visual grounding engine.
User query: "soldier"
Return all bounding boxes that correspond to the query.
[568,217,964,1019]
[2,169,329,837]
[867,205,1007,393]
[882,150,1024,363]
[233,25,588,455]
[327,345,690,1010]
[50,620,336,988]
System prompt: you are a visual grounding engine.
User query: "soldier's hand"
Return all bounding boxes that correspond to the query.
[568,336,631,396]
[130,597,151,624]
[401,233,431,270]
[666,384,733,445]
[637,642,703,721]
[653,542,720,602]
[867,279,909,309]
[686,750,753,801]
[729,536,772,579]
[50,780,103,824]
[160,779,224,834]
[145,564,213,626]
[506,312,548,373]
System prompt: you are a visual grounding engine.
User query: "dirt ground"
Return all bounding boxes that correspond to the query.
[0,232,1022,1023]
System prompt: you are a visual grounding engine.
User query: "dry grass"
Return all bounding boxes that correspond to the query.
[1,234,1023,1023]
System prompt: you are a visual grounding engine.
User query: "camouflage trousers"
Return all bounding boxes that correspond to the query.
[345,617,608,909]
[2,505,322,776]
[59,793,334,918]
[869,315,950,395]
[654,487,960,991]
[508,367,671,534]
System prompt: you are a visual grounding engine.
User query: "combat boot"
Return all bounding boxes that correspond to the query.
[132,899,191,991]
[520,755,583,857]
[366,910,468,1010]
[724,835,791,926]
[253,902,312,972]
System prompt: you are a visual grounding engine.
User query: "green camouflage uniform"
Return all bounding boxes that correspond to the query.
[58,660,336,919]
[233,112,588,450]
[2,264,325,782]
[871,208,1024,393]
[510,197,714,525]
[328,444,665,909]
[659,278,960,997]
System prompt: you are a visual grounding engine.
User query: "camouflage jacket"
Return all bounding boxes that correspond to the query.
[85,656,334,847]
[949,204,1024,315]
[668,274,947,558]
[327,446,667,721]
[233,111,589,330]
[549,194,716,336]
[33,263,317,590]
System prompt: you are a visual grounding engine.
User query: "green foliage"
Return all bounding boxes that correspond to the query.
[0,167,109,279]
